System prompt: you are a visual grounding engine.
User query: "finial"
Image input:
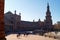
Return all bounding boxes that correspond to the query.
[15,10,16,14]
[19,13,21,16]
[47,2,49,6]
[47,2,50,11]
[38,19,40,22]
[47,1,49,5]
[33,20,35,22]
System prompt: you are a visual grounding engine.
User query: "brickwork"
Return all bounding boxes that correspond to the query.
[0,0,6,40]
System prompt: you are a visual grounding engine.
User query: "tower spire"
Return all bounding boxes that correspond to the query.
[46,3,52,21]
[46,3,51,16]
[45,3,53,31]
[47,3,50,11]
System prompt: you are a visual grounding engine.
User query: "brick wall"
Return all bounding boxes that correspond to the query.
[0,0,6,40]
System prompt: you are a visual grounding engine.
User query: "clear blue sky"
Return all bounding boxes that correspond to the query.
[5,0,60,24]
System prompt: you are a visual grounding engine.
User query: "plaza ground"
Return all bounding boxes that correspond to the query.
[5,34,58,40]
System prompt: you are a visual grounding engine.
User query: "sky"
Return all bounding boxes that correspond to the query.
[5,0,60,24]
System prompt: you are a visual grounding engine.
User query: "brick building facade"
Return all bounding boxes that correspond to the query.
[4,3,53,33]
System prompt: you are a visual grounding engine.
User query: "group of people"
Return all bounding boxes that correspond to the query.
[17,33,29,38]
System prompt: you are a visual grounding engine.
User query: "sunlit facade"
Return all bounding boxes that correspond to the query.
[4,3,53,33]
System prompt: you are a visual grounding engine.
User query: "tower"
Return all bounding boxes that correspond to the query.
[0,0,6,40]
[45,3,53,31]
[13,10,17,32]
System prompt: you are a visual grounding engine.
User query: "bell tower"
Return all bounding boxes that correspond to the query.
[45,3,53,31]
